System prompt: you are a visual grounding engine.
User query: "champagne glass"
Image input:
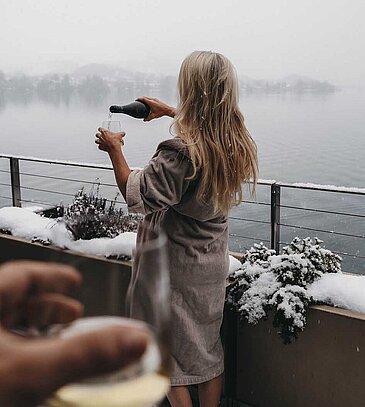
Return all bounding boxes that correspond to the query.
[101,120,122,132]
[45,223,171,407]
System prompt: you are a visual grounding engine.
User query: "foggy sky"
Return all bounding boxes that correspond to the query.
[1,0,365,85]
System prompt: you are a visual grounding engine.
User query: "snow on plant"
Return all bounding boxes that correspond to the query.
[0,185,143,259]
[270,285,310,342]
[234,271,281,324]
[60,187,142,240]
[282,237,342,280]
[227,238,342,343]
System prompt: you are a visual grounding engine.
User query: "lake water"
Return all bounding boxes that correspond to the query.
[0,89,364,273]
[1,88,365,185]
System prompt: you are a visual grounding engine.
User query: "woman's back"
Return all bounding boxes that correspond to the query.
[127,136,228,264]
[126,135,229,385]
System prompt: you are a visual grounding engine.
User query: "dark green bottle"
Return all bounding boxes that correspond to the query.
[109,101,150,119]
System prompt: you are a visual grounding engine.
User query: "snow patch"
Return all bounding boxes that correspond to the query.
[0,207,136,258]
[229,255,242,275]
[70,233,136,258]
[308,273,365,314]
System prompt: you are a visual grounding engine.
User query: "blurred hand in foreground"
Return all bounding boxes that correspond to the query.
[137,96,176,122]
[0,261,148,407]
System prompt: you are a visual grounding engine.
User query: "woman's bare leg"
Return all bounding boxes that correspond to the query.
[198,374,223,407]
[167,386,193,407]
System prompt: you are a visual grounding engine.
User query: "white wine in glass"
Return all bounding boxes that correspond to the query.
[45,225,171,407]
[101,120,122,132]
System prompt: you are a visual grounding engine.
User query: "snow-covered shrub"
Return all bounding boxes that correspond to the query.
[227,238,342,343]
[60,188,142,240]
[227,243,276,306]
[282,237,341,281]
[270,285,310,342]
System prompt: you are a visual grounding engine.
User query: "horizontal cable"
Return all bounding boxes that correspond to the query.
[19,171,117,188]
[21,185,126,205]
[279,223,365,240]
[280,204,365,219]
[0,154,113,171]
[20,198,57,207]
[0,195,11,200]
[240,200,270,206]
[2,154,364,194]
[228,216,271,225]
[0,182,11,188]
[21,185,76,197]
[278,182,365,196]
[229,233,270,243]
[332,250,365,260]
[278,242,365,260]
[0,169,10,174]
[19,198,128,211]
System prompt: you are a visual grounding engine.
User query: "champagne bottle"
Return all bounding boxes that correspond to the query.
[109,101,150,119]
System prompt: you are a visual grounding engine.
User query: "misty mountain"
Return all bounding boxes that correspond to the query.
[239,73,337,93]
[72,64,130,81]
[281,74,321,85]
[0,63,338,100]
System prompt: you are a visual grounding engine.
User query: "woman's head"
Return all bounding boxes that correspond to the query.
[177,51,239,120]
[173,51,258,214]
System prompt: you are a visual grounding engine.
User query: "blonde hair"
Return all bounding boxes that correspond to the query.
[173,51,258,214]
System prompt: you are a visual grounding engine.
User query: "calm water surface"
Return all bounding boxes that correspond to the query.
[0,89,364,272]
[1,88,364,186]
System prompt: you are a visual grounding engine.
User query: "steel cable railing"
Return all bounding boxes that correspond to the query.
[280,204,365,219]
[279,223,365,240]
[18,171,117,188]
[1,154,364,273]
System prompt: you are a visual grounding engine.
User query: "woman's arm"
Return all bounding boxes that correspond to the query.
[126,147,192,215]
[108,148,131,199]
[95,128,130,199]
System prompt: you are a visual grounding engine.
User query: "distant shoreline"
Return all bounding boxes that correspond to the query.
[0,65,339,103]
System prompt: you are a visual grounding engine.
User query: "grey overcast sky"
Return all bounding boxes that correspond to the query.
[1,0,364,85]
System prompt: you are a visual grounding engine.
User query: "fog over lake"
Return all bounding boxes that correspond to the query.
[1,0,365,187]
[1,0,364,273]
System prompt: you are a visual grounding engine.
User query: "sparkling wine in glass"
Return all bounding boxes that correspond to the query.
[101,120,121,132]
[45,224,171,407]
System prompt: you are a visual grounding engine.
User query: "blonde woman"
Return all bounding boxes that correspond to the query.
[95,51,258,407]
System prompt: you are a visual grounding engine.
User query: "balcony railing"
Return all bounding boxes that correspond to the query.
[1,154,364,274]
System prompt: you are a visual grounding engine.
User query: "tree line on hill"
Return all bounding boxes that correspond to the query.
[0,65,337,109]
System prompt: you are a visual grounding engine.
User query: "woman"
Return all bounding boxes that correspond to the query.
[95,50,258,407]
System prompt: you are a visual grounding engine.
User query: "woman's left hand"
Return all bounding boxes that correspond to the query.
[95,128,126,153]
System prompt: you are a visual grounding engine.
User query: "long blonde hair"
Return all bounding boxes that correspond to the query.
[173,51,258,214]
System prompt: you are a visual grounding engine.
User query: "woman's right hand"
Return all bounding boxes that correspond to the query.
[136,97,176,122]
[95,128,126,153]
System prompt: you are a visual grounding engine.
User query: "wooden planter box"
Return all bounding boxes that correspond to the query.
[0,233,132,317]
[223,305,365,407]
[1,233,364,407]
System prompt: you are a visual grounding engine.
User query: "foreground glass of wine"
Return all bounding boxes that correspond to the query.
[45,224,171,407]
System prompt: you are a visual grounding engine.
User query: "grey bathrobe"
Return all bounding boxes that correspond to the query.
[126,137,228,386]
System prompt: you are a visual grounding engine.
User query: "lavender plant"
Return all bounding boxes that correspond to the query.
[60,188,142,240]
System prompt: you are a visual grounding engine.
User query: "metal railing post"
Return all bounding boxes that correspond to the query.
[10,157,22,207]
[270,183,281,253]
